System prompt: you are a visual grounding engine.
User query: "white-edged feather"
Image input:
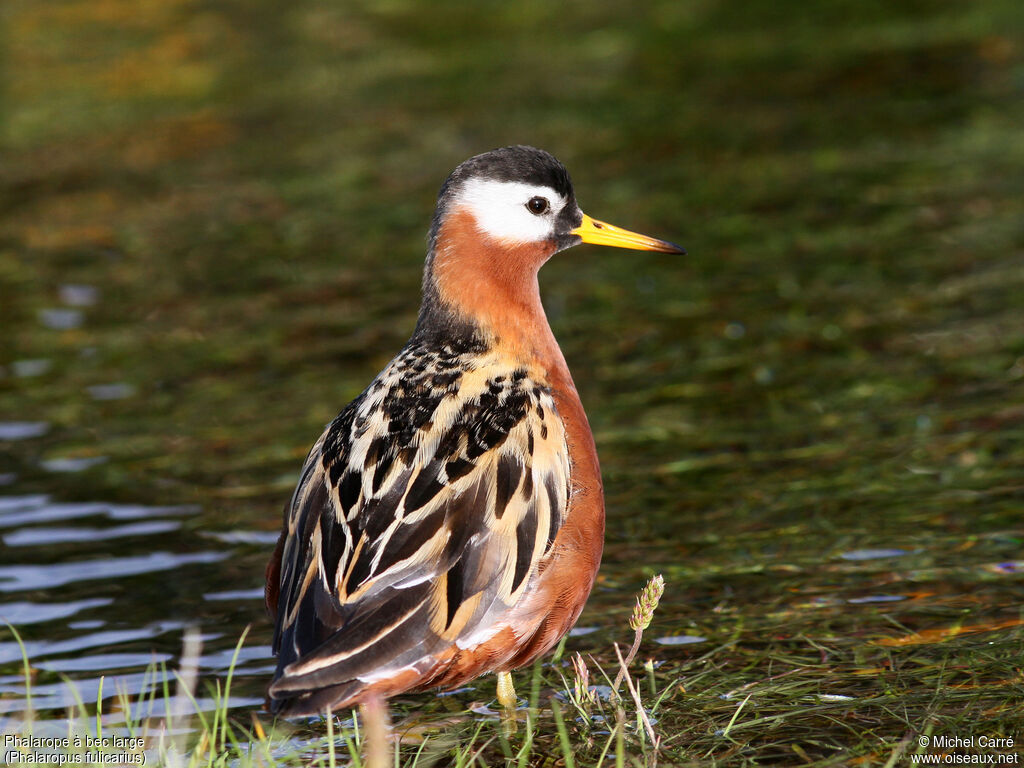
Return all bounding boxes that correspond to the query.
[454,179,567,244]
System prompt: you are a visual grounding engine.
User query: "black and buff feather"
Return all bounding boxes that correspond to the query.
[268,337,570,714]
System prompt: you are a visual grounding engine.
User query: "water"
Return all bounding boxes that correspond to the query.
[2,0,1022,760]
[0,423,50,441]
[0,495,268,714]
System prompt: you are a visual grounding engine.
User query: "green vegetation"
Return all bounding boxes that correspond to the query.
[2,0,1023,765]
[3,581,678,766]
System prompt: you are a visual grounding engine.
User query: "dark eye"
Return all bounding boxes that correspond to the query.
[526,196,549,215]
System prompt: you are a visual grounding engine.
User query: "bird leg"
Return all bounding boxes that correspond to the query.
[359,691,391,768]
[496,671,518,734]
[496,671,517,712]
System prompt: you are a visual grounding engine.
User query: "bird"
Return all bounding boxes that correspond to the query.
[265,145,684,717]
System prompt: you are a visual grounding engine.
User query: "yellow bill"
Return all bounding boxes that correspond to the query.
[572,213,685,254]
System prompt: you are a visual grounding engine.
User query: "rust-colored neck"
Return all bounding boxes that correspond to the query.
[427,208,569,380]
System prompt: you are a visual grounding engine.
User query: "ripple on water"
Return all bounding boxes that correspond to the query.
[40,456,108,473]
[0,648,264,713]
[0,494,258,719]
[86,382,136,401]
[847,594,907,604]
[0,670,260,715]
[0,496,200,528]
[0,551,229,592]
[36,652,175,672]
[106,504,203,520]
[0,622,186,665]
[839,548,910,561]
[0,598,113,625]
[203,588,265,601]
[0,422,50,440]
[3,520,182,547]
[201,530,281,546]
[11,359,52,378]
[0,495,52,514]
[0,671,156,714]
[38,308,84,330]
[59,284,99,307]
[654,635,707,646]
[196,645,274,671]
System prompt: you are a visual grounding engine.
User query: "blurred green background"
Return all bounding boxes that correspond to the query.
[2,0,1023,761]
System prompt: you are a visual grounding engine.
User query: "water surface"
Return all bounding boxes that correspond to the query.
[2,0,1022,761]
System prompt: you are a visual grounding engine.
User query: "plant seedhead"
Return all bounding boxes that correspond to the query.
[630,575,665,633]
[571,652,596,712]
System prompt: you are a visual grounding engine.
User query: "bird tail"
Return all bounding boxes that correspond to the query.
[267,680,367,718]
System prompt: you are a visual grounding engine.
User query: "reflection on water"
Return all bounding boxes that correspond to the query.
[36,652,174,672]
[0,550,228,592]
[838,548,911,561]
[0,668,266,716]
[9,360,52,378]
[1,0,1022,758]
[654,635,707,646]
[0,494,273,714]
[0,423,50,441]
[846,594,906,604]
[0,624,187,666]
[37,308,84,331]
[39,457,109,473]
[201,530,281,546]
[3,520,181,546]
[0,497,200,527]
[58,285,99,307]
[86,383,137,401]
[203,588,265,601]
[0,598,113,625]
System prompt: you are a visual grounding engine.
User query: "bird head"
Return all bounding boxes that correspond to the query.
[417,146,684,350]
[429,145,685,261]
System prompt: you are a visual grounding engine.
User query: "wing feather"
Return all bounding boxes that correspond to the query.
[269,344,570,709]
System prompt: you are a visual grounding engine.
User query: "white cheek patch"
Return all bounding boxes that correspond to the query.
[453,179,564,245]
